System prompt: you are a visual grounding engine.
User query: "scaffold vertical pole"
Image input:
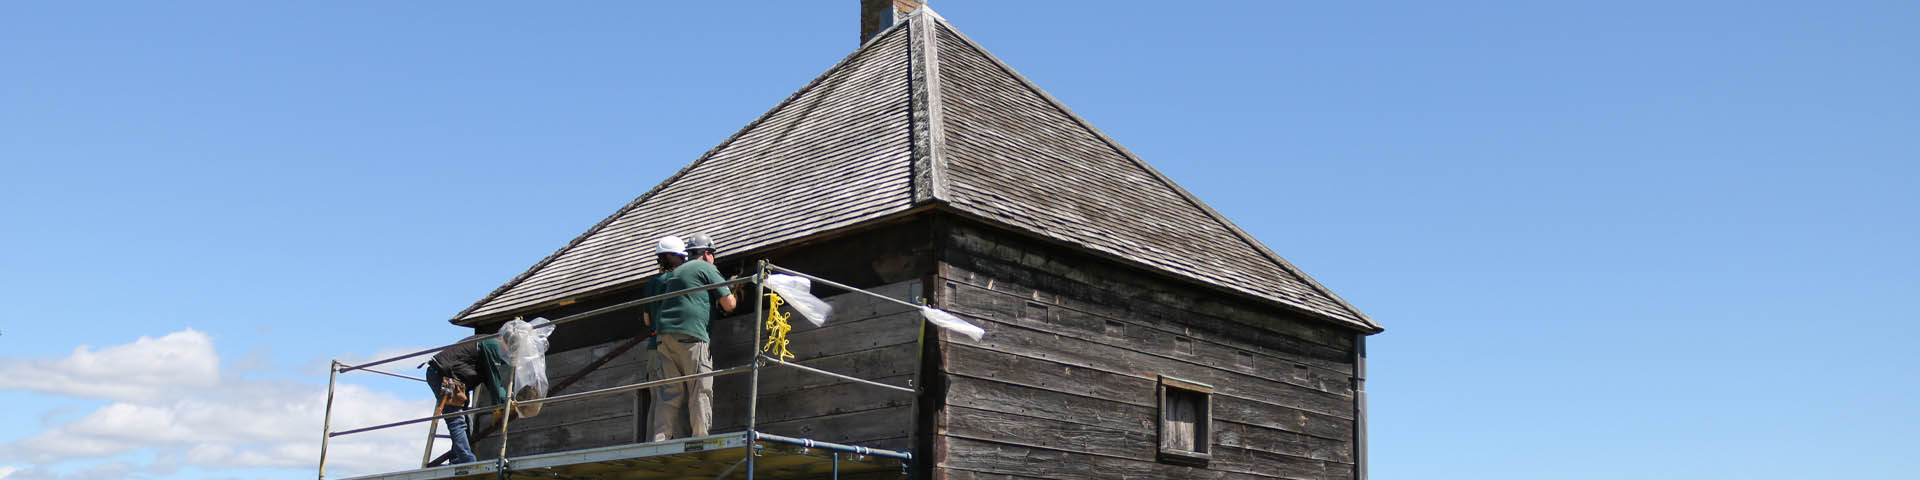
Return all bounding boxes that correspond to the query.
[318,360,338,480]
[745,259,768,479]
[420,395,443,467]
[496,349,517,479]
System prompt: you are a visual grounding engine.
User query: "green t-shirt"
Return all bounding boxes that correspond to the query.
[640,271,674,350]
[476,338,509,402]
[655,260,731,343]
[432,336,509,403]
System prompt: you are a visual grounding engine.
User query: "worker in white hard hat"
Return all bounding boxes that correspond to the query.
[648,232,735,441]
[640,235,689,336]
[638,235,686,438]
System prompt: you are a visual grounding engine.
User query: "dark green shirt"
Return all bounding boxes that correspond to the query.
[655,260,730,343]
[640,271,674,350]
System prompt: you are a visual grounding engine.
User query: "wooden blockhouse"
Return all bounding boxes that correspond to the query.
[433,4,1382,480]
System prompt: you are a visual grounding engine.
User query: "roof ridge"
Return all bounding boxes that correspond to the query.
[906,7,948,204]
[925,15,1381,331]
[449,21,919,325]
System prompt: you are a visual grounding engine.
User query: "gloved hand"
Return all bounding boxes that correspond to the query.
[729,273,760,292]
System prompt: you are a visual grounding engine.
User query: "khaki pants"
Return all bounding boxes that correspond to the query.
[649,333,712,441]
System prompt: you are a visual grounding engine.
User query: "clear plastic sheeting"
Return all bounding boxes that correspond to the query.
[920,307,985,341]
[763,274,833,326]
[501,317,556,417]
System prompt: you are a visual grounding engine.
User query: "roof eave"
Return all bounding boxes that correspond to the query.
[931,205,1378,333]
[452,204,942,327]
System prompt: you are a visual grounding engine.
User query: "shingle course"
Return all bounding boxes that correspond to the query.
[452,25,916,321]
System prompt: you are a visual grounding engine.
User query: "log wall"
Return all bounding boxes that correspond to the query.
[469,218,935,460]
[932,220,1362,480]
[476,280,927,458]
[460,213,1369,479]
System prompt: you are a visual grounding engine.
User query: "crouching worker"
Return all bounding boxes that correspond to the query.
[425,334,508,464]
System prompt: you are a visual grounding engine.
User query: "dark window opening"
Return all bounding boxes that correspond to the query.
[1025,301,1049,321]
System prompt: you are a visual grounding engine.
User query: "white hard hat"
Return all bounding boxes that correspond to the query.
[654,236,687,257]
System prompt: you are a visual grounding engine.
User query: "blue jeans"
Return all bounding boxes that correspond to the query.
[425,365,477,464]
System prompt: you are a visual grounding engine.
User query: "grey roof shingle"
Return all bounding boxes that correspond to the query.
[452,8,1379,332]
[451,25,915,322]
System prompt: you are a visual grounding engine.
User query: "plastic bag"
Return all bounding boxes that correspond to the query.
[920,307,985,341]
[764,274,833,326]
[500,317,555,417]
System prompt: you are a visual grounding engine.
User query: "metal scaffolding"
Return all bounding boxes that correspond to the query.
[318,262,923,480]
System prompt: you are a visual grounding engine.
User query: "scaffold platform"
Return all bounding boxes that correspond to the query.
[343,431,909,480]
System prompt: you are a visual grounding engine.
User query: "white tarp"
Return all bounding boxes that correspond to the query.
[763,273,984,340]
[920,307,985,341]
[763,274,833,326]
[500,317,555,417]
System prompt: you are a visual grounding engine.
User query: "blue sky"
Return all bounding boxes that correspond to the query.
[2,1,1915,479]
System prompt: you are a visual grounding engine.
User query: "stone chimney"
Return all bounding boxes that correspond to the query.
[860,0,923,42]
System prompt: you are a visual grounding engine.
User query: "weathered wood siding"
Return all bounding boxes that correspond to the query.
[933,220,1362,480]
[467,218,935,459]
[477,280,927,458]
[709,280,924,450]
[462,214,1366,478]
[472,337,652,458]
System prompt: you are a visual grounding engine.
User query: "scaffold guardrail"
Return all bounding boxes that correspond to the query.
[317,261,926,480]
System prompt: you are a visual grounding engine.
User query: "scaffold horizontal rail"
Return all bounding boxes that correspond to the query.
[337,276,754,374]
[329,365,753,438]
[767,264,925,312]
[759,354,914,394]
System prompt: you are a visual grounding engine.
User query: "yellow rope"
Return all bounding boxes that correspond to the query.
[763,292,795,361]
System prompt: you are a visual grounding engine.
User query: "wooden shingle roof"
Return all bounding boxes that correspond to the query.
[453,8,1379,332]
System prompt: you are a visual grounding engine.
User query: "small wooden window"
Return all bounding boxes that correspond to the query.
[1157,375,1213,466]
[1025,301,1049,321]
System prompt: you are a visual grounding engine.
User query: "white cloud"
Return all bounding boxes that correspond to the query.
[0,461,148,480]
[0,330,444,478]
[0,330,219,403]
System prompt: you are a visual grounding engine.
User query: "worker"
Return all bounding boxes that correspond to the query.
[638,236,686,438]
[425,334,509,465]
[648,232,736,441]
[639,236,687,341]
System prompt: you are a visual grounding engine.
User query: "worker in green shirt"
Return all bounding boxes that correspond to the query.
[639,236,685,438]
[639,235,687,343]
[648,233,736,440]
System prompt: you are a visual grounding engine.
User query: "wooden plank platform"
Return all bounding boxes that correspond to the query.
[341,432,908,480]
